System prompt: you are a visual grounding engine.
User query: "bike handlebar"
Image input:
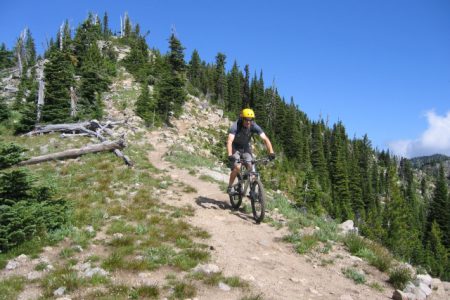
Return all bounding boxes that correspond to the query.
[237,157,273,165]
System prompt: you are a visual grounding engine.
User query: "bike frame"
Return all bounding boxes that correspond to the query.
[237,159,266,197]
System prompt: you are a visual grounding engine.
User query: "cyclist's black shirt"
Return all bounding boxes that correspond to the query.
[229,119,264,153]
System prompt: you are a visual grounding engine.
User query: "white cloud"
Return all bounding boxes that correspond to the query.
[388,110,450,158]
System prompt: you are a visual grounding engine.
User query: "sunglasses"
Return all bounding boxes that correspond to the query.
[243,118,254,122]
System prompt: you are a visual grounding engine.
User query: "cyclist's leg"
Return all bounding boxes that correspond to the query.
[228,151,242,193]
[242,152,253,173]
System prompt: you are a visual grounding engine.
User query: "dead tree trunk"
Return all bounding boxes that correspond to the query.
[18,140,125,166]
[70,86,78,118]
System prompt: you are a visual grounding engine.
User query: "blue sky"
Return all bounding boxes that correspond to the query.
[1,0,450,158]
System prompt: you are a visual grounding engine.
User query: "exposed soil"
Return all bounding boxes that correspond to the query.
[146,117,395,300]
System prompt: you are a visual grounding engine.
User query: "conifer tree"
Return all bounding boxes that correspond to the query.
[0,43,14,70]
[103,12,111,37]
[426,164,450,248]
[188,49,201,88]
[61,20,72,51]
[311,121,329,190]
[73,14,102,68]
[349,141,365,221]
[242,65,250,108]
[135,82,155,126]
[0,97,10,123]
[41,49,74,123]
[329,122,352,220]
[425,221,448,278]
[383,165,414,259]
[214,53,227,106]
[124,13,132,37]
[78,43,110,119]
[168,33,185,73]
[227,61,241,114]
[123,36,149,82]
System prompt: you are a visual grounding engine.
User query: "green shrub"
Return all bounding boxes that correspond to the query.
[343,233,366,254]
[342,267,366,284]
[0,276,25,299]
[0,143,26,169]
[389,265,412,290]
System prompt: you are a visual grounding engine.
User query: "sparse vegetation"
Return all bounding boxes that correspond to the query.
[342,267,366,284]
[388,265,413,290]
[0,276,25,300]
[343,233,392,272]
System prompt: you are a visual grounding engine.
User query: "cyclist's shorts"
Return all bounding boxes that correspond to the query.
[230,151,252,170]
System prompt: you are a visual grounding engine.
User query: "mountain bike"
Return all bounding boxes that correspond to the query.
[229,157,271,223]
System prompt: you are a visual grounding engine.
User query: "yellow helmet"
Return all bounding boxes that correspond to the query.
[242,108,255,119]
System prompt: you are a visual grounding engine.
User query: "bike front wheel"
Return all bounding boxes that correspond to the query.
[250,179,265,223]
[229,183,242,209]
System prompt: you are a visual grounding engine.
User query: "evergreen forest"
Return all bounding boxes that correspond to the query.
[0,12,449,281]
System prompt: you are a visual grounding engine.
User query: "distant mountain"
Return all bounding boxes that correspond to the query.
[409,154,450,168]
[409,154,450,181]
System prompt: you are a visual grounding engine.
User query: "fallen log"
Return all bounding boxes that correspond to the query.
[114,149,133,166]
[25,120,125,136]
[18,140,125,166]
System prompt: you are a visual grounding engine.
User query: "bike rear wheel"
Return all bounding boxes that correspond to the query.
[250,179,265,223]
[229,182,242,209]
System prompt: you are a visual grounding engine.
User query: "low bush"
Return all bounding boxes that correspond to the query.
[389,265,412,290]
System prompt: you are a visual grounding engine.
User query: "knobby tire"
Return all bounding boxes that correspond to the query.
[229,179,242,209]
[251,179,265,223]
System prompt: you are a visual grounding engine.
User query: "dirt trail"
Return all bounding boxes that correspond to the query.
[147,119,393,300]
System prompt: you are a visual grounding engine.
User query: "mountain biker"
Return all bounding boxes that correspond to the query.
[226,108,275,194]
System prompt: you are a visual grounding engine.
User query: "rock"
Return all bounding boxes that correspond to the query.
[27,271,42,280]
[404,282,416,293]
[84,267,108,278]
[392,289,416,300]
[418,282,432,296]
[5,260,19,270]
[193,263,220,274]
[339,295,354,300]
[113,233,124,239]
[338,220,356,235]
[218,282,231,291]
[53,287,66,296]
[415,274,432,287]
[413,287,427,300]
[309,287,321,296]
[243,274,255,281]
[85,225,95,234]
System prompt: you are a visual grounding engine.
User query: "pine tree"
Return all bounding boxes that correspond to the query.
[0,43,14,70]
[425,221,448,278]
[0,96,10,123]
[103,12,111,37]
[242,65,250,108]
[426,164,450,248]
[329,122,352,220]
[122,36,149,82]
[41,49,75,123]
[214,53,227,106]
[311,121,329,191]
[73,14,102,69]
[188,49,201,88]
[78,43,110,119]
[349,141,365,221]
[383,165,414,259]
[227,61,241,115]
[168,33,185,73]
[135,82,155,126]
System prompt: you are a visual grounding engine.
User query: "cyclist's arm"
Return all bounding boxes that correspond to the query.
[259,133,274,154]
[227,133,235,156]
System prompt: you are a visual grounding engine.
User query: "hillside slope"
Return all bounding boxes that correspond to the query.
[1,67,449,300]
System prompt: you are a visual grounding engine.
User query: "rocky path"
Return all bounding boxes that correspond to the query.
[147,117,394,300]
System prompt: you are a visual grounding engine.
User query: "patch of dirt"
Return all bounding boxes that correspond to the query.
[145,114,395,300]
